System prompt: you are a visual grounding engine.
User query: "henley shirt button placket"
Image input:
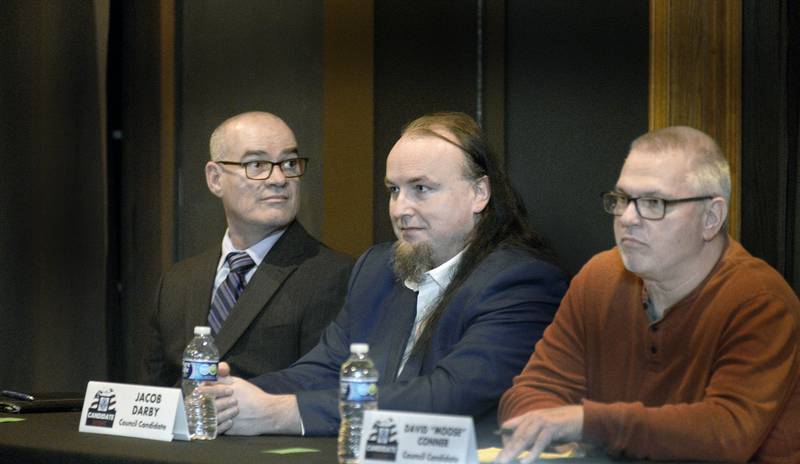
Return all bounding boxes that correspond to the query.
[647,323,660,359]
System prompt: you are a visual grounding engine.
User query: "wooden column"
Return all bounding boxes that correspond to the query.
[650,0,741,237]
[322,0,374,257]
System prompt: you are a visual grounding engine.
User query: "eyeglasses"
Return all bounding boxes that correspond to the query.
[601,191,713,220]
[215,157,309,180]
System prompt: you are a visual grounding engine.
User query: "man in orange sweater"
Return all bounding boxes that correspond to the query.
[497,126,800,463]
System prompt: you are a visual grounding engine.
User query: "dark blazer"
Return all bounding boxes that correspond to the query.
[252,242,567,435]
[141,221,354,387]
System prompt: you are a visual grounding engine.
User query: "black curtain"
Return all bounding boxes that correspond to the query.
[0,1,111,392]
[741,0,799,292]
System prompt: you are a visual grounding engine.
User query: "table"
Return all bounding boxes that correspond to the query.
[0,412,338,464]
[0,412,713,464]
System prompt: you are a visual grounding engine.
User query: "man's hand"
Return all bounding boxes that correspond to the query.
[200,362,302,436]
[495,405,584,464]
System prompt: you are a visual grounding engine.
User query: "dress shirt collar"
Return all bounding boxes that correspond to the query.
[403,248,465,293]
[217,227,287,271]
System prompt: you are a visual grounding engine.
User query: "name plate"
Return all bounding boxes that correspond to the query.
[79,381,189,441]
[359,410,477,464]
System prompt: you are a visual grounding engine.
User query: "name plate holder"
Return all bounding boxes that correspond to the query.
[359,410,477,464]
[79,381,189,441]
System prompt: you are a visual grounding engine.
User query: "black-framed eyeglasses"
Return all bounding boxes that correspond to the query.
[215,157,309,180]
[601,191,713,220]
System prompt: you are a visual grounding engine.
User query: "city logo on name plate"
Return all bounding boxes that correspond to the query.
[85,388,117,428]
[364,418,399,461]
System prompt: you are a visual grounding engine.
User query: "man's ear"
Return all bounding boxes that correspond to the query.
[206,161,224,198]
[471,175,491,214]
[702,197,728,241]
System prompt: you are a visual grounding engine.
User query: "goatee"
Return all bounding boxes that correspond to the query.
[392,240,435,283]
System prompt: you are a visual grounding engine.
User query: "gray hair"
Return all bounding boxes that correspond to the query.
[630,126,731,204]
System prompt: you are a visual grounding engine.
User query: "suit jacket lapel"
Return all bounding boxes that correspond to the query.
[213,221,310,358]
[214,262,295,357]
[397,348,423,381]
[184,250,220,339]
[379,285,418,382]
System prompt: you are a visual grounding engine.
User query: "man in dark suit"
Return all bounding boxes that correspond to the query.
[206,112,567,436]
[142,111,353,387]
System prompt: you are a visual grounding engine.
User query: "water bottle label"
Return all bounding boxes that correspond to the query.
[183,359,218,381]
[340,378,378,402]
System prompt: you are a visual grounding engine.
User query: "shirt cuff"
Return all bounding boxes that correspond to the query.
[299,413,306,436]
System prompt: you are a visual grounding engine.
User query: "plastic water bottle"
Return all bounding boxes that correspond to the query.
[337,343,379,464]
[182,326,219,440]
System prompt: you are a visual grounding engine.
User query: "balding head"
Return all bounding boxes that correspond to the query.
[209,112,296,161]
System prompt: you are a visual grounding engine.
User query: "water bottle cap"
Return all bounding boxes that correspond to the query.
[350,343,369,354]
[194,326,211,336]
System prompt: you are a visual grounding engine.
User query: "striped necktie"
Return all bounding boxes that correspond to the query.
[208,251,256,334]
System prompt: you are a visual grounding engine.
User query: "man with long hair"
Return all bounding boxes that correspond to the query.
[206,112,567,436]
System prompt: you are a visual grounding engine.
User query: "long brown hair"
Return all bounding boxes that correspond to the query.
[403,112,557,359]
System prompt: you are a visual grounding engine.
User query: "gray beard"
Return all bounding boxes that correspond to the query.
[392,240,435,284]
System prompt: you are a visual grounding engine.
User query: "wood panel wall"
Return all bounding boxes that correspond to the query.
[322,0,374,257]
[649,0,742,237]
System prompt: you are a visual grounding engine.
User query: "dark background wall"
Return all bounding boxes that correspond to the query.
[177,0,325,260]
[372,0,479,243]
[741,0,799,290]
[0,1,109,392]
[371,0,650,278]
[506,0,648,274]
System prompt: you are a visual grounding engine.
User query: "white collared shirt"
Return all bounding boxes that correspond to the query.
[210,228,287,301]
[396,249,465,376]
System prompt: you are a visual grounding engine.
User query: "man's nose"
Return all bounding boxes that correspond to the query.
[263,164,288,186]
[618,199,641,226]
[390,190,414,218]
